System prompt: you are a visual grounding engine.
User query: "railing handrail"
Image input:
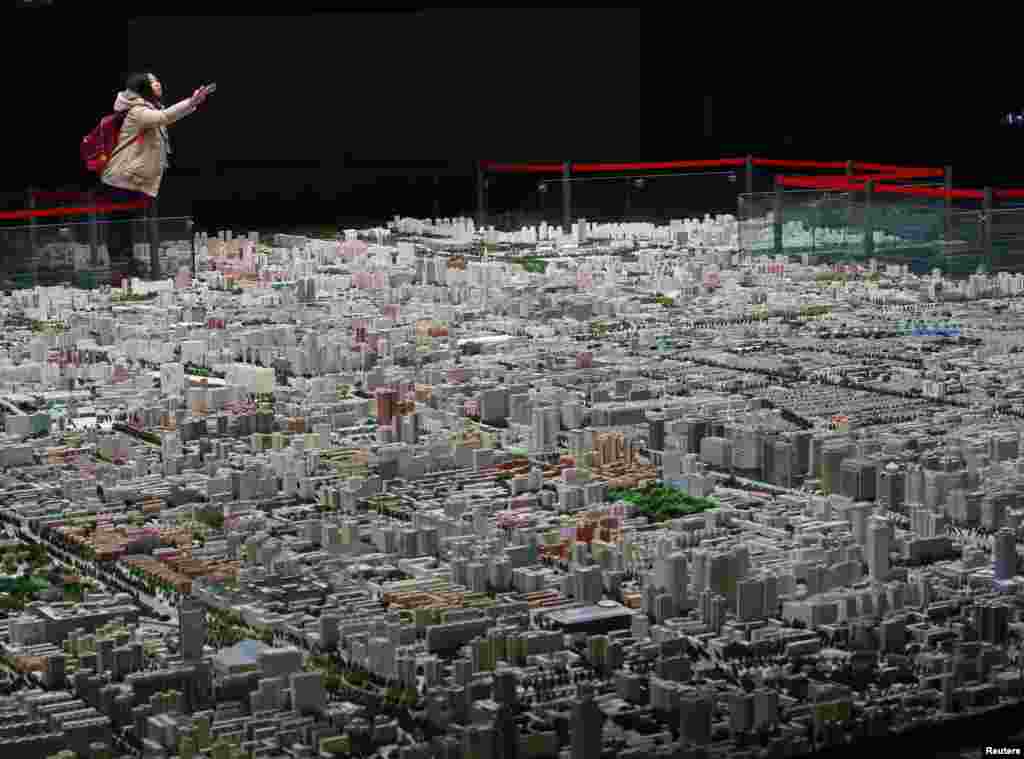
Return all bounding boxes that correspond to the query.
[482,157,1022,202]
[574,159,747,173]
[0,199,150,222]
[482,158,935,173]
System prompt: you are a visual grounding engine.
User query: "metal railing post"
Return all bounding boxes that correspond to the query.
[189,219,196,279]
[88,190,100,268]
[147,197,161,279]
[562,161,572,234]
[27,187,38,276]
[864,180,874,259]
[737,194,745,253]
[745,155,754,196]
[773,176,784,255]
[944,166,953,242]
[983,187,993,266]
[475,161,486,229]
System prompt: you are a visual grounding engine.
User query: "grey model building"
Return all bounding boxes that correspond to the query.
[5,211,1024,759]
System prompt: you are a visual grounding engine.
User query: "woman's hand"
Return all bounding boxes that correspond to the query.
[190,86,210,107]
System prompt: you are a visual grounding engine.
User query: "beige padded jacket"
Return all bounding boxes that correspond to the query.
[101,90,198,198]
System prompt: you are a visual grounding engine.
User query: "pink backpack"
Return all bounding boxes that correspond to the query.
[81,110,141,174]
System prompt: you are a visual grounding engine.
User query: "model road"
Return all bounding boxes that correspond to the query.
[14,524,178,620]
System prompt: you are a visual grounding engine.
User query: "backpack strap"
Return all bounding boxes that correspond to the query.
[108,109,145,162]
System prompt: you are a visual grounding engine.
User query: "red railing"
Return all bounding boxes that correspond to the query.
[871,184,985,200]
[480,158,748,174]
[573,159,746,172]
[847,172,942,182]
[777,176,866,191]
[482,158,1022,203]
[752,159,849,171]
[777,176,992,200]
[479,162,563,174]
[851,162,944,175]
[0,199,151,222]
[6,158,1023,226]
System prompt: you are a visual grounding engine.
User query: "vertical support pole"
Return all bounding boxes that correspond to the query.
[147,196,161,280]
[944,166,953,243]
[737,194,745,253]
[983,187,993,266]
[864,180,874,260]
[27,187,38,276]
[811,197,816,258]
[843,162,854,253]
[190,220,196,280]
[562,161,572,234]
[475,161,486,229]
[745,155,754,196]
[773,176,784,255]
[88,190,99,269]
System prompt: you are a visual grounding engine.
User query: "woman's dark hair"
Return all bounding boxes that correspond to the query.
[125,72,160,104]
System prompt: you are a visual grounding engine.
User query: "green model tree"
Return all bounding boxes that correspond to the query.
[800,304,832,317]
[196,510,225,531]
[609,483,718,522]
[509,256,548,274]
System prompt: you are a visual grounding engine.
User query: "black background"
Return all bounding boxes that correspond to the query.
[6,6,1023,230]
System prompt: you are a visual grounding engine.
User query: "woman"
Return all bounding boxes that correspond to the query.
[101,72,212,278]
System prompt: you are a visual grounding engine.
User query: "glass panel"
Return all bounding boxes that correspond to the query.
[483,173,559,229]
[536,178,564,229]
[484,169,741,230]
[0,216,193,289]
[737,191,775,253]
[936,210,986,276]
[867,196,949,274]
[990,208,1024,273]
[737,189,1024,278]
[738,190,860,258]
[794,192,860,258]
[570,170,740,226]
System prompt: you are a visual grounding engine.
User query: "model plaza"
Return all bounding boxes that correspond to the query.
[3,208,1024,759]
